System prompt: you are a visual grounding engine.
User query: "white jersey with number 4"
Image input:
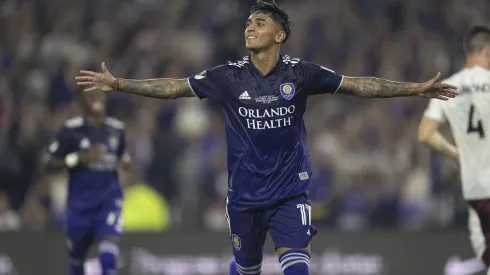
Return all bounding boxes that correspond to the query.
[424,66,490,200]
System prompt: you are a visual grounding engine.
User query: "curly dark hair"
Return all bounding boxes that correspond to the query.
[250,0,292,43]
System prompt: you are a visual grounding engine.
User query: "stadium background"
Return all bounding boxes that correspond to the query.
[0,0,489,274]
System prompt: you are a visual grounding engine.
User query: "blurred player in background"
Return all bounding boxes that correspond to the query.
[418,25,490,274]
[45,90,130,275]
[76,1,457,274]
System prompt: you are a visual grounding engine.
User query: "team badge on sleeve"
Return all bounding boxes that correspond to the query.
[232,234,241,251]
[280,83,295,100]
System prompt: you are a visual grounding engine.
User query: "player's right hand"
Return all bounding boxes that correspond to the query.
[79,144,105,163]
[76,62,117,92]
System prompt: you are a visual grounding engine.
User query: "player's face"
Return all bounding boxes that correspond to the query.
[80,91,106,117]
[245,13,285,52]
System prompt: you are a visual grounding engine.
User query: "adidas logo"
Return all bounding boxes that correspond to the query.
[239,91,251,100]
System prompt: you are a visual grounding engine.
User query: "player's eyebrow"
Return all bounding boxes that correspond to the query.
[246,17,267,25]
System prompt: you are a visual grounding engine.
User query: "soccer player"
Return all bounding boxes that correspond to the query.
[45,90,130,275]
[76,1,457,274]
[418,25,490,274]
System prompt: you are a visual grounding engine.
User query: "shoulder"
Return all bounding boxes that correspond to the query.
[227,56,250,69]
[193,56,250,78]
[443,67,490,84]
[473,66,490,79]
[55,116,84,139]
[443,69,466,85]
[281,55,301,67]
[104,117,125,130]
[64,116,84,129]
[191,63,232,81]
[288,57,336,73]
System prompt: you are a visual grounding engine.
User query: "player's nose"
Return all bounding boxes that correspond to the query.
[246,25,256,33]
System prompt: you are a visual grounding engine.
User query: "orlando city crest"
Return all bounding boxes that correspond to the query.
[232,234,241,251]
[280,83,295,100]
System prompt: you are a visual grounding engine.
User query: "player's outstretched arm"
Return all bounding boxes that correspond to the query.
[418,117,459,162]
[75,62,195,99]
[338,73,458,100]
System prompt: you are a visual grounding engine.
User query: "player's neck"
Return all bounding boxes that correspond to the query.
[466,56,490,70]
[85,115,104,128]
[250,49,280,76]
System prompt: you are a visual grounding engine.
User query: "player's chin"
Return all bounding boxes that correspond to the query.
[245,42,261,52]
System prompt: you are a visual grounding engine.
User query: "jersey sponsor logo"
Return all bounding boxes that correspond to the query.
[238,105,295,129]
[298,172,309,180]
[239,91,251,100]
[88,154,118,171]
[255,95,279,104]
[232,234,241,251]
[280,83,295,100]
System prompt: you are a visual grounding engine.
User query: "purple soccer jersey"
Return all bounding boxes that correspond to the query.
[188,55,343,211]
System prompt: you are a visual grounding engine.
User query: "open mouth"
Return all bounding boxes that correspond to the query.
[247,35,258,40]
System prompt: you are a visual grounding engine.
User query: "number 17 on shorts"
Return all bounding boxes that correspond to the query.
[297,203,311,235]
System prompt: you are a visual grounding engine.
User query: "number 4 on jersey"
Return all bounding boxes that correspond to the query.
[467,104,485,139]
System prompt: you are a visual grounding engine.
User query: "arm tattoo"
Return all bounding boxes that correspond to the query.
[338,77,422,98]
[119,78,195,99]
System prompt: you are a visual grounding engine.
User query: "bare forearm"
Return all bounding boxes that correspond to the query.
[119,78,195,99]
[338,77,421,98]
[421,132,459,160]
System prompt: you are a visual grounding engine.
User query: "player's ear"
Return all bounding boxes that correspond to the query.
[275,30,286,44]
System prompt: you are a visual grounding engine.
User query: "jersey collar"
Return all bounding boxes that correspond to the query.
[248,54,284,78]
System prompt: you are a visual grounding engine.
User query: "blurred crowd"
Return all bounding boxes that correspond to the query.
[0,0,488,233]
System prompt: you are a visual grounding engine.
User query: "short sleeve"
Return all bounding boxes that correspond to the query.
[423,99,446,122]
[48,127,72,159]
[299,61,344,95]
[187,65,227,101]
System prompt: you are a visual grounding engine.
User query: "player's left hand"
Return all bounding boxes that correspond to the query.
[418,72,458,101]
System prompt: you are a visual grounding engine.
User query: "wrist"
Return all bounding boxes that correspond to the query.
[111,78,121,91]
[65,153,79,168]
[412,83,425,94]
